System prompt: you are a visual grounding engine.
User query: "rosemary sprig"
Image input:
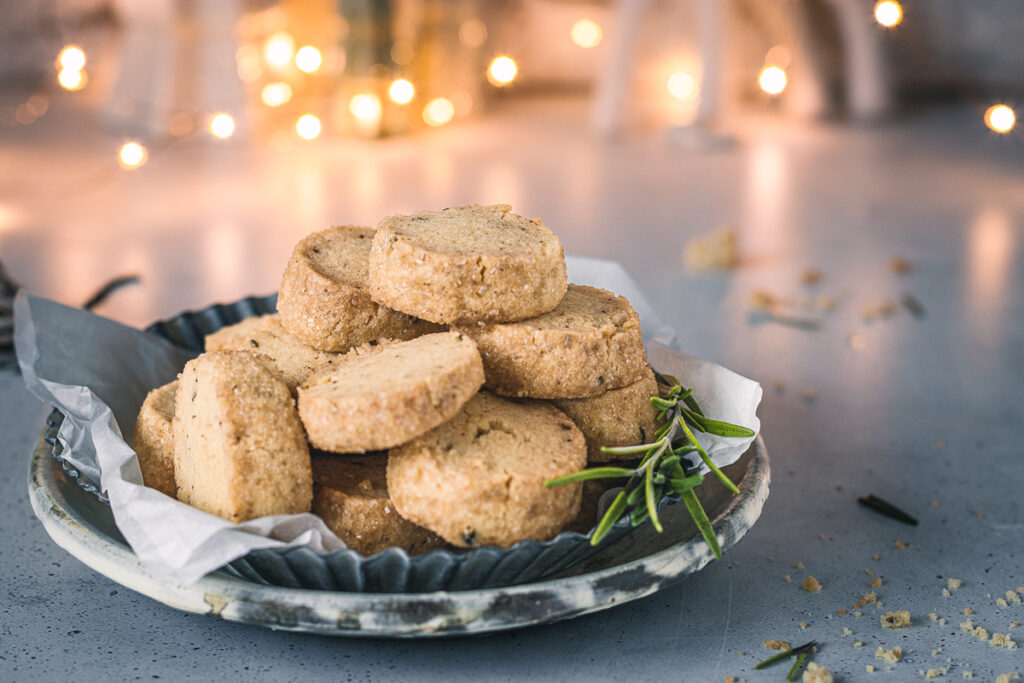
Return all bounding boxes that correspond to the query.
[545,372,755,558]
[754,641,817,670]
[857,494,919,526]
[787,650,809,681]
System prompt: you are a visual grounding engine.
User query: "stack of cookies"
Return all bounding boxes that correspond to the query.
[132,205,657,555]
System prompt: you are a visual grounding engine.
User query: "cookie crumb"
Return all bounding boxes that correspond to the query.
[803,576,823,593]
[925,666,950,679]
[838,609,847,616]
[960,619,974,632]
[964,608,973,615]
[802,662,833,683]
[962,672,972,679]
[972,626,989,641]
[684,226,739,270]
[796,562,805,569]
[991,632,1017,648]
[800,622,808,630]
[939,618,947,625]
[802,269,822,285]
[873,554,881,561]
[724,675,736,683]
[866,665,875,672]
[784,575,792,582]
[866,569,874,576]
[762,640,791,651]
[942,589,952,598]
[875,645,903,663]
[890,256,911,274]
[931,647,942,655]
[842,627,854,637]
[872,578,883,588]
[998,598,1009,607]
[948,578,963,590]
[882,610,911,628]
[854,641,864,647]
[995,674,1021,683]
[930,613,939,621]
[737,651,744,656]
[855,611,863,617]
[895,541,907,550]
[1007,590,1023,604]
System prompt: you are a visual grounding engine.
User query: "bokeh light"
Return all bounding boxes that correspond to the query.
[570,20,603,49]
[118,142,147,169]
[488,56,517,86]
[985,104,1016,134]
[874,1,903,28]
[759,66,787,95]
[423,98,455,127]
[389,79,415,105]
[296,114,322,140]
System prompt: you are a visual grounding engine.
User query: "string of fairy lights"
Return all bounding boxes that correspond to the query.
[46,0,1017,173]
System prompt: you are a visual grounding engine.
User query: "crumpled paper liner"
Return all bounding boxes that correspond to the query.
[16,255,761,586]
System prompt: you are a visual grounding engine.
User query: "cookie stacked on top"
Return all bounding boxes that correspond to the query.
[132,205,657,555]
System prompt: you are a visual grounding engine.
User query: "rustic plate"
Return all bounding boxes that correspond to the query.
[29,427,769,637]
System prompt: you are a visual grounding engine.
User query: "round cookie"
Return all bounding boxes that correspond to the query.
[277,225,443,352]
[386,392,587,548]
[553,365,659,461]
[297,331,485,453]
[204,314,342,393]
[172,350,312,523]
[367,205,568,324]
[131,380,178,497]
[456,284,648,399]
[312,454,446,556]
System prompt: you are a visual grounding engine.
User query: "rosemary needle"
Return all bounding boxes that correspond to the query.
[754,641,817,670]
[857,494,919,526]
[786,651,809,681]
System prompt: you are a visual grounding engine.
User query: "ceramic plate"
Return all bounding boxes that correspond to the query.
[29,428,769,637]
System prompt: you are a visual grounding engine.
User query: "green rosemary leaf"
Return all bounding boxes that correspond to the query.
[645,460,663,533]
[669,473,704,493]
[754,641,817,671]
[630,505,649,526]
[650,396,677,410]
[682,391,705,418]
[545,467,636,487]
[786,651,809,681]
[680,489,721,559]
[677,416,741,495]
[626,484,645,506]
[591,487,631,546]
[681,407,756,438]
[599,442,657,456]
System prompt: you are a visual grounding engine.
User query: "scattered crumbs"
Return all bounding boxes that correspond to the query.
[962,672,972,679]
[972,626,989,641]
[877,601,884,608]
[857,591,879,608]
[932,498,940,506]
[942,589,952,598]
[882,610,912,628]
[873,554,881,561]
[872,578,883,588]
[737,651,744,657]
[875,645,904,663]
[991,632,1018,649]
[939,619,947,625]
[866,569,874,576]
[995,674,1021,683]
[932,647,942,655]
[802,661,834,683]
[784,575,792,582]
[998,598,1009,607]
[795,562,805,569]
[762,640,791,651]
[930,613,939,621]
[974,510,984,517]
[866,665,875,673]
[1012,622,1020,629]
[800,622,808,630]
[1018,587,1024,594]
[854,641,864,647]
[925,666,950,679]
[960,619,974,632]
[855,611,864,617]
[800,389,818,402]
[890,256,912,274]
[724,675,736,683]
[895,541,908,550]
[803,576,823,593]
[802,268,822,285]
[1007,590,1023,604]
[964,608,973,615]
[948,578,963,590]
[684,226,739,270]
[838,609,847,616]
[841,627,854,637]
[749,289,777,310]
[818,534,826,541]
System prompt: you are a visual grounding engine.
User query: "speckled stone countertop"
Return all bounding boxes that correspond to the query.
[1,99,1022,681]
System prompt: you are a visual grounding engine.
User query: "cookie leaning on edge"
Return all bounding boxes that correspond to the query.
[312,453,446,557]
[297,331,485,453]
[277,225,443,352]
[367,205,568,324]
[132,380,178,497]
[386,392,587,548]
[173,350,312,523]
[457,284,648,399]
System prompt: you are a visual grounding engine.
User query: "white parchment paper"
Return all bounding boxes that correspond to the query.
[15,255,761,585]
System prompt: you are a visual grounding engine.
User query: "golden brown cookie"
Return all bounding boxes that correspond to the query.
[131,380,178,497]
[297,331,485,453]
[277,225,443,352]
[172,350,312,523]
[386,392,587,548]
[204,314,342,393]
[553,365,659,461]
[367,205,568,324]
[457,284,648,399]
[312,453,446,556]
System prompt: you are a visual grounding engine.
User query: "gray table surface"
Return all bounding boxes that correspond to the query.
[1,98,1022,682]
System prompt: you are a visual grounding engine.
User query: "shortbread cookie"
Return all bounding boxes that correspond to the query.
[173,351,312,523]
[131,380,178,497]
[457,284,648,399]
[387,392,587,548]
[277,225,443,352]
[553,365,659,461]
[312,454,446,556]
[367,205,568,324]
[297,331,485,453]
[205,314,341,392]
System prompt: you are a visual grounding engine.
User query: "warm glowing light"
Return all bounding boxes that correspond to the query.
[667,71,698,101]
[264,32,295,67]
[296,114,322,140]
[209,113,235,139]
[389,79,415,105]
[236,45,262,82]
[119,142,147,169]
[570,19,603,48]
[874,1,902,27]
[423,97,455,127]
[261,82,292,107]
[488,56,517,86]
[759,65,787,95]
[58,68,85,91]
[295,46,322,73]
[349,94,382,121]
[459,20,487,48]
[58,45,86,72]
[985,104,1016,134]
